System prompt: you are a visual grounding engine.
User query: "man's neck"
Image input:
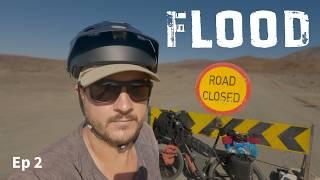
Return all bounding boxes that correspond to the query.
[82,127,138,179]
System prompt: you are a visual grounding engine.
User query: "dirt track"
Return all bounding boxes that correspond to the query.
[0,55,319,179]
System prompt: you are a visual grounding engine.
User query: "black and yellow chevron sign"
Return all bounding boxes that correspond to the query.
[148,107,312,154]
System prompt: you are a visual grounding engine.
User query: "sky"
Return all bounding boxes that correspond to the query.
[0,0,319,63]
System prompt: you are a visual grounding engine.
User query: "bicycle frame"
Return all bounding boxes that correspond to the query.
[154,110,265,180]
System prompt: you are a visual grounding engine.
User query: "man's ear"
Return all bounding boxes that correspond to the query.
[75,84,86,116]
[74,84,78,93]
[75,84,85,101]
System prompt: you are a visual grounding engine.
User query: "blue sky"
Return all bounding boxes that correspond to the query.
[0,0,319,62]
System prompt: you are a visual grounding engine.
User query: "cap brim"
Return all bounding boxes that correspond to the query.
[78,64,160,87]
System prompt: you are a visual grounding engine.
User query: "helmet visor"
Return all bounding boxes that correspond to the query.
[68,30,159,78]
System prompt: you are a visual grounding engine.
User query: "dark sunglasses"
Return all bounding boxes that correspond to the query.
[85,79,153,103]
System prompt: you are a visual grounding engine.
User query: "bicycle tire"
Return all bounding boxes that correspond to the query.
[206,158,225,180]
[159,146,184,180]
[207,158,266,180]
[250,163,266,180]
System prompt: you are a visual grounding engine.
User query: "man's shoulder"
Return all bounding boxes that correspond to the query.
[8,124,85,180]
[135,122,161,179]
[38,123,83,162]
[136,122,159,158]
[138,122,157,146]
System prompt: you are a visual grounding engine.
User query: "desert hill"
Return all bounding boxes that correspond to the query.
[0,47,319,74]
[172,47,320,74]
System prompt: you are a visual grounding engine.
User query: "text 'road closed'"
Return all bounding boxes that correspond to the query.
[196,63,251,115]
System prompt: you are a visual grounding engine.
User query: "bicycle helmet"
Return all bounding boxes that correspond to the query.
[66,21,160,86]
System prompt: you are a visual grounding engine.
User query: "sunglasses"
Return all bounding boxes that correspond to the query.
[85,79,153,103]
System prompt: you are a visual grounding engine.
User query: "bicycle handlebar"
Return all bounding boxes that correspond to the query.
[153,110,227,158]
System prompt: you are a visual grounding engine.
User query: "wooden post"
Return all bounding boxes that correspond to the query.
[302,124,314,180]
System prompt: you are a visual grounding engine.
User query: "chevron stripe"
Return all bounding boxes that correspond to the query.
[233,119,259,134]
[149,107,312,154]
[188,112,216,134]
[279,127,307,152]
[248,122,272,146]
[209,116,233,138]
[199,117,220,136]
[149,107,162,127]
[263,124,289,151]
[222,118,244,134]
[294,128,311,154]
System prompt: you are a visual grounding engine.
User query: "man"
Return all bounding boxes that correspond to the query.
[8,21,162,180]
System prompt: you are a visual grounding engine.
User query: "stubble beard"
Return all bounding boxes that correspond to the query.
[88,113,144,146]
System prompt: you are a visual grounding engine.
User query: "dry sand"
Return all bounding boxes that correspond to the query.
[0,48,319,179]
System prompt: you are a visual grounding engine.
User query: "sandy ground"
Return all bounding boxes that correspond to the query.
[0,54,319,179]
[152,65,320,180]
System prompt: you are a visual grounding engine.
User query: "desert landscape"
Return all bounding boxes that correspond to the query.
[0,47,319,179]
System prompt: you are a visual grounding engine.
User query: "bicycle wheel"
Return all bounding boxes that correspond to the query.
[250,163,266,180]
[206,158,227,180]
[210,155,266,180]
[159,146,184,180]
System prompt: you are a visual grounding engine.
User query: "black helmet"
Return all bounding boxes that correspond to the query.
[66,21,159,78]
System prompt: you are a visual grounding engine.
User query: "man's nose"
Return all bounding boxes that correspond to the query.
[113,88,133,114]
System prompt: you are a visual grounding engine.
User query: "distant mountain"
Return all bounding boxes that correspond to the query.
[0,54,64,73]
[279,47,320,62]
[270,47,320,73]
[167,47,320,74]
[1,47,319,74]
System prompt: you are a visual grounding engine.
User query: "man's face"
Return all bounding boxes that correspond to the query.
[80,71,150,146]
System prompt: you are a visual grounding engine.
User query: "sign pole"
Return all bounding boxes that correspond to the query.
[212,116,223,149]
[302,124,314,180]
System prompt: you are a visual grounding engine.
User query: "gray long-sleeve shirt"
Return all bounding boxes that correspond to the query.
[8,121,161,180]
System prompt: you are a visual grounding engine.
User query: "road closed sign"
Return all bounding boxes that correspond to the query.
[195,62,251,115]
